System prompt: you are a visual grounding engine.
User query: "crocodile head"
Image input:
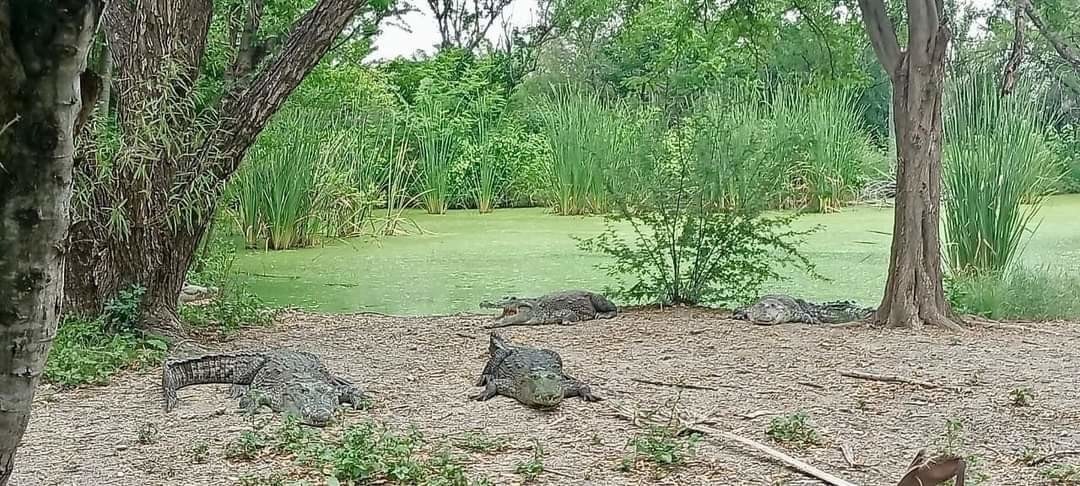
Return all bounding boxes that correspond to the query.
[515,368,565,408]
[492,300,537,326]
[279,381,341,427]
[746,297,794,325]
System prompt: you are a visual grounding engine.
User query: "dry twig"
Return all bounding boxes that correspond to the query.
[631,377,719,391]
[1028,449,1080,466]
[602,401,858,486]
[840,370,952,390]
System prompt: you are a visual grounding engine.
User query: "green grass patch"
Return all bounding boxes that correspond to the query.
[947,265,1080,320]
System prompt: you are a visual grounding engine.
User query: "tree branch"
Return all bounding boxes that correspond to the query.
[1020,0,1080,75]
[856,0,902,74]
[1000,2,1024,96]
[202,0,367,179]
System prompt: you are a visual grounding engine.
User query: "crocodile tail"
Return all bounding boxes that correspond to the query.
[588,292,618,313]
[161,352,267,411]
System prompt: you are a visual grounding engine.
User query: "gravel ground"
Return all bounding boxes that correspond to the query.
[13,308,1080,485]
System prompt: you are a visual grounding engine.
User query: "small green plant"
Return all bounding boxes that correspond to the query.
[190,441,210,464]
[453,431,508,453]
[514,440,545,482]
[136,423,159,445]
[934,418,991,484]
[766,412,820,448]
[226,430,269,461]
[1020,445,1042,466]
[237,472,290,486]
[273,416,326,466]
[45,286,167,387]
[181,227,275,336]
[621,426,700,471]
[1009,387,1034,407]
[1041,463,1080,484]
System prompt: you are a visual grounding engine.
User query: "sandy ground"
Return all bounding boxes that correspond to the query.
[12,308,1080,485]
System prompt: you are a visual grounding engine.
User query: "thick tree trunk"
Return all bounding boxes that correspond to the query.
[63,0,368,333]
[0,1,103,484]
[874,28,961,331]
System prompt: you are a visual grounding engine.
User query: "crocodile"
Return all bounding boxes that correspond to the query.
[472,333,600,408]
[731,294,875,325]
[161,349,366,426]
[479,290,618,328]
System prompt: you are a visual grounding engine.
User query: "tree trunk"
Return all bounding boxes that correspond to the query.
[97,36,112,119]
[0,1,103,484]
[875,29,962,331]
[63,0,369,333]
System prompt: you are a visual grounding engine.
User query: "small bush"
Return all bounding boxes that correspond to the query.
[621,426,700,471]
[514,440,545,482]
[182,227,275,335]
[1009,387,1034,407]
[226,430,269,461]
[766,412,820,448]
[946,266,1080,320]
[45,288,167,387]
[579,124,817,307]
[453,431,508,453]
[1041,463,1080,484]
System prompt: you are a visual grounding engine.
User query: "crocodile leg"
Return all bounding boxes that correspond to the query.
[562,374,601,402]
[554,309,580,325]
[239,389,273,416]
[228,384,247,399]
[470,380,502,401]
[595,311,617,319]
[335,382,368,409]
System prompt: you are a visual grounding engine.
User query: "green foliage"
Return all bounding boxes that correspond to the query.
[513,440,545,482]
[182,226,275,335]
[257,417,489,485]
[766,412,821,448]
[934,418,990,484]
[621,426,701,470]
[229,108,379,250]
[1009,387,1034,407]
[453,431,508,453]
[1041,463,1080,484]
[45,287,167,387]
[580,124,817,306]
[226,429,269,461]
[943,71,1062,277]
[531,84,626,214]
[945,265,1080,320]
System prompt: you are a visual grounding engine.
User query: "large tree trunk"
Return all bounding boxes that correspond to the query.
[63,0,369,333]
[0,1,103,484]
[858,0,961,330]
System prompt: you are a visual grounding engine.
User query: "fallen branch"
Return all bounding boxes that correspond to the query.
[603,401,858,486]
[631,377,719,391]
[840,370,950,390]
[1028,449,1080,466]
[963,316,1065,337]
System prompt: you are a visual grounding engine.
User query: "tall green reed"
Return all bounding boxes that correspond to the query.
[942,71,1062,276]
[691,84,788,213]
[536,85,624,215]
[412,93,464,215]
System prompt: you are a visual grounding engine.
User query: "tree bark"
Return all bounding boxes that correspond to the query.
[0,1,103,484]
[64,0,370,333]
[857,0,962,331]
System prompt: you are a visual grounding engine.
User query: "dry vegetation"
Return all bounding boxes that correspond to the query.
[17,309,1080,485]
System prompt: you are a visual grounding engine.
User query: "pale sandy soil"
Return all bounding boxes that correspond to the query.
[12,308,1080,485]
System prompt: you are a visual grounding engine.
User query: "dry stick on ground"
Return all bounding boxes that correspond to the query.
[602,401,858,486]
[840,370,952,390]
[630,378,719,391]
[962,315,1066,337]
[1029,450,1080,466]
